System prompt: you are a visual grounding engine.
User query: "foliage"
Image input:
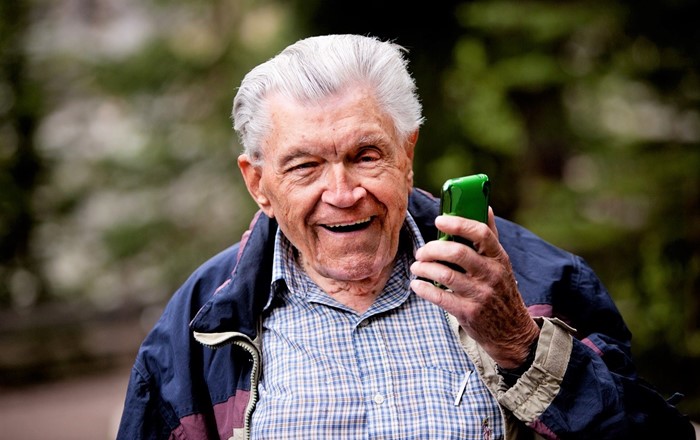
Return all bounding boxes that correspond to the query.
[0,0,698,418]
[1,0,304,310]
[439,0,700,414]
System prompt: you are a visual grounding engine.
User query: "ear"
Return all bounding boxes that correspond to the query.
[238,154,274,218]
[404,130,419,188]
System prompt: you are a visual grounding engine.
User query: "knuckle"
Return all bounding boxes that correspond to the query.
[446,244,465,261]
[473,223,491,242]
[442,266,458,287]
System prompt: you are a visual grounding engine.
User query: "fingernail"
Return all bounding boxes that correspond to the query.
[435,215,449,227]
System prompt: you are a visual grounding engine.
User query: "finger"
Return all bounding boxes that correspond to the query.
[410,278,461,310]
[435,215,498,256]
[411,260,466,290]
[414,238,493,283]
[487,206,499,241]
[414,239,474,265]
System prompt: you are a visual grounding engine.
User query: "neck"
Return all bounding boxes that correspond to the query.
[300,258,395,314]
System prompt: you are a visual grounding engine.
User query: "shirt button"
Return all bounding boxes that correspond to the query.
[373,393,385,404]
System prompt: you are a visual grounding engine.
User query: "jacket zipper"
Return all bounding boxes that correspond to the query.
[194,332,261,440]
[232,338,261,440]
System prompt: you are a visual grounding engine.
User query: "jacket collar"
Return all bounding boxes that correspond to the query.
[189,189,440,338]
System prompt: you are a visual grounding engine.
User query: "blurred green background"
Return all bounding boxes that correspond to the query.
[1,0,698,420]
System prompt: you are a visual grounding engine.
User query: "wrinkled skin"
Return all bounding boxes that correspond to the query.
[238,86,416,312]
[238,85,539,368]
[410,211,540,368]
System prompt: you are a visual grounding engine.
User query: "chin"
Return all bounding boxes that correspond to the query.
[318,257,388,282]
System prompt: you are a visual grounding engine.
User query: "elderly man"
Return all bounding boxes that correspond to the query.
[118,34,693,439]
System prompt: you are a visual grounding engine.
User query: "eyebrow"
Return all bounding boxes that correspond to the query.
[275,133,388,168]
[357,133,385,147]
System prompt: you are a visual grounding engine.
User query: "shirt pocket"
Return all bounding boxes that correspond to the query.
[395,366,501,439]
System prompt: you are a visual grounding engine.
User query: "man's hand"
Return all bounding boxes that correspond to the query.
[410,208,540,369]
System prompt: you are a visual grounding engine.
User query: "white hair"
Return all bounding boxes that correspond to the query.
[232,34,424,161]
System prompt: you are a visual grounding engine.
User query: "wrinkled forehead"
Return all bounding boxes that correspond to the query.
[259,86,398,154]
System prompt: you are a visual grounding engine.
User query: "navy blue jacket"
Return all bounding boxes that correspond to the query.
[117,188,693,439]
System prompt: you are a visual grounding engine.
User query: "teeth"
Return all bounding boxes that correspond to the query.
[325,217,371,229]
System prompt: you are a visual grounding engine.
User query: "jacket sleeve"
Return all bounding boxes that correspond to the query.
[115,242,247,440]
[498,255,695,439]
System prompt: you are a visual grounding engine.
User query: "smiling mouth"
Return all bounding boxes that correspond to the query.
[321,217,373,233]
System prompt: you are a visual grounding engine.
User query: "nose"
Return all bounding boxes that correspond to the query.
[321,164,366,208]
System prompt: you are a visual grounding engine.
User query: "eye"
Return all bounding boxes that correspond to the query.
[357,147,381,163]
[286,161,318,174]
[292,162,315,170]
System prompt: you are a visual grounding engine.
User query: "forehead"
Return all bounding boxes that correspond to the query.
[261,87,396,159]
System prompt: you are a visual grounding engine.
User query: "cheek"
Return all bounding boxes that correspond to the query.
[384,170,412,204]
[372,183,409,227]
[268,193,295,221]
[267,183,316,227]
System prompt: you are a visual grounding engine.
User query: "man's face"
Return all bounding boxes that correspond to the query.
[239,86,417,283]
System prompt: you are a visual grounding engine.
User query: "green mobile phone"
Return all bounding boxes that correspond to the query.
[432,174,490,288]
[438,173,490,244]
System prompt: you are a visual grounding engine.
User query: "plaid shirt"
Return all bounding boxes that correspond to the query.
[251,213,504,439]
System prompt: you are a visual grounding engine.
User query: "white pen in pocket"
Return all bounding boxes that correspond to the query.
[454,370,472,406]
